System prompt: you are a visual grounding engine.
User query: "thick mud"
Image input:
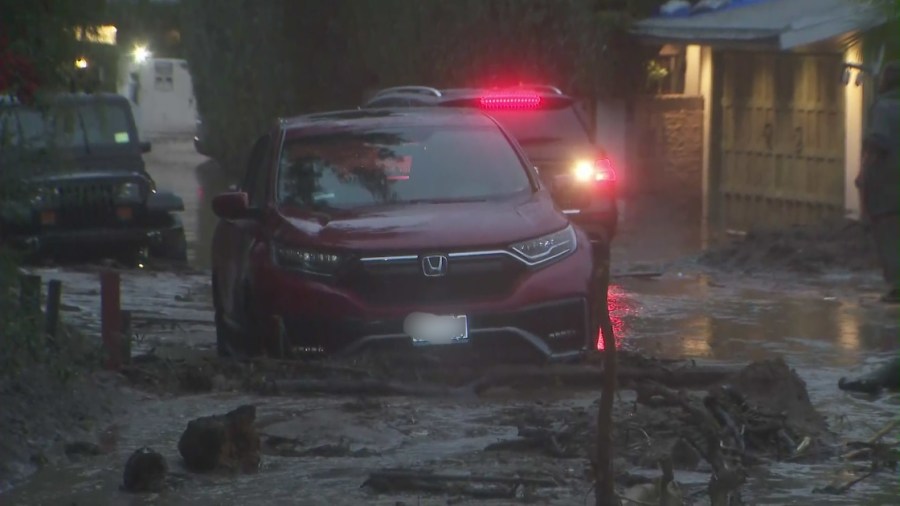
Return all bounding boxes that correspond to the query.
[699,219,880,275]
[3,268,897,505]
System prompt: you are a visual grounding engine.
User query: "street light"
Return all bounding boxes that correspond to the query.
[133,45,151,64]
[75,57,89,69]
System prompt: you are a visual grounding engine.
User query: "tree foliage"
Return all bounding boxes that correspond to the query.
[180,0,665,176]
[0,0,108,102]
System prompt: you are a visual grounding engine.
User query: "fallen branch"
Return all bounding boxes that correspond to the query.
[636,381,746,506]
[611,270,664,280]
[259,377,473,398]
[469,362,738,395]
[483,426,572,458]
[813,468,879,495]
[842,418,900,460]
[362,468,560,499]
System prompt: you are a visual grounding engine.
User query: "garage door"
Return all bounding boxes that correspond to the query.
[715,51,845,232]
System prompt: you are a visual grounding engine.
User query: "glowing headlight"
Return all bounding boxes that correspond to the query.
[573,160,595,182]
[116,182,141,201]
[273,243,343,275]
[509,225,577,265]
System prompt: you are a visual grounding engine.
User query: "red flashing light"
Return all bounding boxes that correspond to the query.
[595,158,617,182]
[479,93,543,110]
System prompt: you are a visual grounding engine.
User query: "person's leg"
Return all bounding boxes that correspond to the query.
[871,213,900,302]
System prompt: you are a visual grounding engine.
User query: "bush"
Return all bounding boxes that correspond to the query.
[0,248,96,382]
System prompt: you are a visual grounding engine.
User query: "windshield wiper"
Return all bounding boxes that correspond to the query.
[402,197,489,205]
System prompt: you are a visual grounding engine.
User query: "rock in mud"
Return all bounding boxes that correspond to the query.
[123,447,167,493]
[178,404,260,473]
[838,357,900,395]
[65,441,102,459]
[726,357,828,437]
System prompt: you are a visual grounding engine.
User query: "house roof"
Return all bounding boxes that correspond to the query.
[632,0,888,50]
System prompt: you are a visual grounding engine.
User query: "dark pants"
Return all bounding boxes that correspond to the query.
[871,213,900,290]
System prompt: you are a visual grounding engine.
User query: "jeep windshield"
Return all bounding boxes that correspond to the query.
[0,101,135,155]
[277,125,533,209]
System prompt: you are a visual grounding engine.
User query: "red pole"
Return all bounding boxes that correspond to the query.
[100,270,122,370]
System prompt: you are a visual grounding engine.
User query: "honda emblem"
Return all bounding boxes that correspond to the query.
[421,255,448,277]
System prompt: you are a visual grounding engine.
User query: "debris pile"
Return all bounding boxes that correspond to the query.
[699,218,879,274]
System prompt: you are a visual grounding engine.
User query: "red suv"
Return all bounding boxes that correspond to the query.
[363,85,618,255]
[210,108,597,361]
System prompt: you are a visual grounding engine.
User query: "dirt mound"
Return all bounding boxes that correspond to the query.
[699,218,879,274]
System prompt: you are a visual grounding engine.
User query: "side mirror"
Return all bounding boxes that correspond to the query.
[140,141,152,153]
[212,192,252,220]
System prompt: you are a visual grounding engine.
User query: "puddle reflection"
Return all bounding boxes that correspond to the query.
[611,276,898,369]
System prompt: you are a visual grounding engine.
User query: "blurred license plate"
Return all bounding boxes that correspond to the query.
[403,312,469,346]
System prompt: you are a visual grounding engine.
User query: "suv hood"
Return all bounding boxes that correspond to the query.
[4,151,148,182]
[274,192,569,251]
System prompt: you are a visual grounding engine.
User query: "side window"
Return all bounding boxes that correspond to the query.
[241,133,272,207]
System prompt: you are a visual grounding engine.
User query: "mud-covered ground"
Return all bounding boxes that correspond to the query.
[1,138,898,505]
[697,219,880,275]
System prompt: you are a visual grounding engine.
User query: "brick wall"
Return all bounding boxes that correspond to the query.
[625,95,704,225]
[628,95,703,198]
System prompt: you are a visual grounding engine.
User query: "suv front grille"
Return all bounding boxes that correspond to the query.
[56,183,118,227]
[345,253,526,306]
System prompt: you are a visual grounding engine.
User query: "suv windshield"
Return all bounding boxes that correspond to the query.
[0,101,134,154]
[477,106,591,146]
[277,125,532,209]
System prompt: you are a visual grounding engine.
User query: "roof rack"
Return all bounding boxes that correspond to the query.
[374,86,443,98]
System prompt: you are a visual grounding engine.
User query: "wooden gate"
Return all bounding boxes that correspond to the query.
[714,51,845,232]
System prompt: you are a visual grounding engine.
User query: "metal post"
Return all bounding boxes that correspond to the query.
[45,279,62,339]
[100,270,122,370]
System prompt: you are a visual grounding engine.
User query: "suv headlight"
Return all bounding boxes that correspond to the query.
[116,182,141,202]
[509,225,577,266]
[30,187,60,208]
[273,243,344,275]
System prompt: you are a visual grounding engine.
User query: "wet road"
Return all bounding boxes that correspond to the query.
[8,138,900,505]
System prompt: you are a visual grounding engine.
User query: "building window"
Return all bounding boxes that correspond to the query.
[647,44,686,95]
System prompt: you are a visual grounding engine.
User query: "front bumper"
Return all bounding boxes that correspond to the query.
[281,297,590,363]
[9,226,172,255]
[253,234,597,362]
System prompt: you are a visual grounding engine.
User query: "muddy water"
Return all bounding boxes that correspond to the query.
[140,137,234,270]
[5,140,899,504]
[7,271,897,505]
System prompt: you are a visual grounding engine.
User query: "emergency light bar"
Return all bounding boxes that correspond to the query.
[478,93,543,110]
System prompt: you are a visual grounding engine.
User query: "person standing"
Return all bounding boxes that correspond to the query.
[857,60,900,303]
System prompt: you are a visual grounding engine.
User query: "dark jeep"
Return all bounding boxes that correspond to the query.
[0,93,187,265]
